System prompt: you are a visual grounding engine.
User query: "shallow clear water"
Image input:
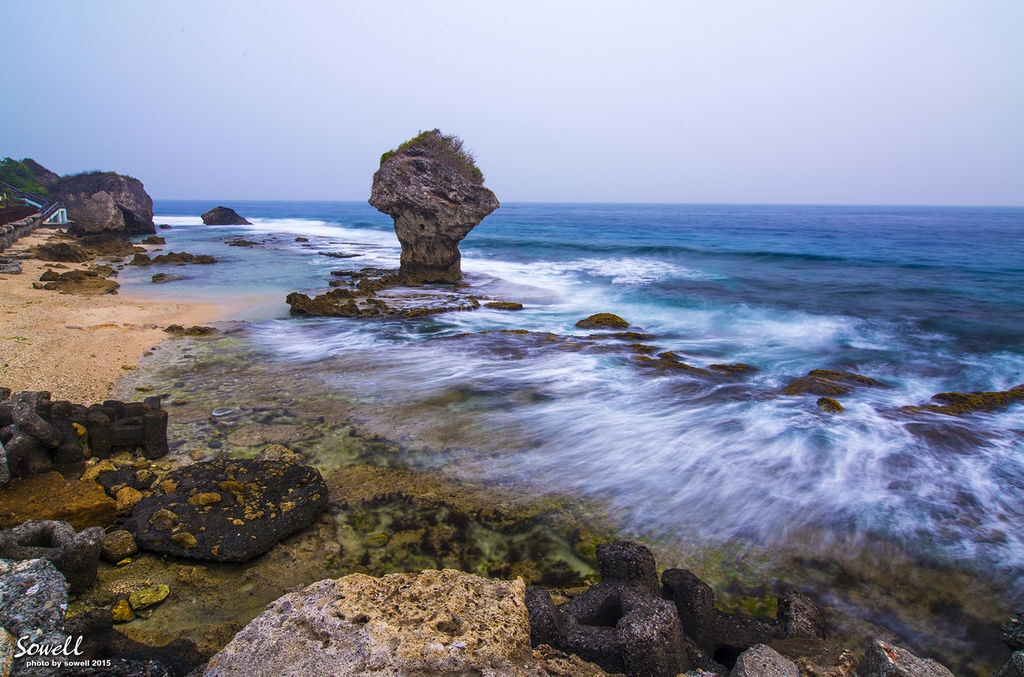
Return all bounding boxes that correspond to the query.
[136,200,1024,603]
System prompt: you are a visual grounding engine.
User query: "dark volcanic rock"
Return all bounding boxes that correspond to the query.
[369,132,499,283]
[0,519,103,592]
[124,458,329,562]
[527,540,699,675]
[59,171,155,238]
[201,206,251,225]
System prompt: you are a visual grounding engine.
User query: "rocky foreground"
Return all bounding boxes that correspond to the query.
[0,384,1022,676]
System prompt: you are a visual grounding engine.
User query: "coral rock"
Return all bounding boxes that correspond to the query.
[202,569,576,676]
[369,134,499,283]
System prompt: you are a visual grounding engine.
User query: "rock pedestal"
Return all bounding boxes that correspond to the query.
[369,142,499,284]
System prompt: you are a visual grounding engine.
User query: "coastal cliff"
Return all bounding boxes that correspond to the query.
[13,158,155,239]
[369,129,499,283]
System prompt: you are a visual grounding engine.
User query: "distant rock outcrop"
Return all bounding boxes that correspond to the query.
[58,171,155,238]
[369,129,499,283]
[19,160,155,239]
[201,206,251,225]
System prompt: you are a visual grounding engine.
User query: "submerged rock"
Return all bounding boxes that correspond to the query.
[369,129,499,283]
[0,472,116,530]
[781,369,885,397]
[125,458,328,562]
[817,397,844,413]
[202,569,594,676]
[201,206,251,225]
[898,385,1024,416]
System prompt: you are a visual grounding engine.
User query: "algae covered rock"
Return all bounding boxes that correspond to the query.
[202,569,570,676]
[575,313,630,329]
[124,458,328,562]
[369,129,499,283]
[782,369,884,397]
[0,472,116,530]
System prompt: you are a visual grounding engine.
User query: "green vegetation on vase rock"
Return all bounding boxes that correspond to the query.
[379,128,485,185]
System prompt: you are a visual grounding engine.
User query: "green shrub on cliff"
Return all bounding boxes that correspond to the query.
[379,129,485,185]
[0,158,50,197]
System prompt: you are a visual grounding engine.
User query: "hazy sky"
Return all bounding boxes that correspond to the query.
[4,1,1023,205]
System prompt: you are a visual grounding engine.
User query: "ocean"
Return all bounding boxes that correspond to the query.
[123,200,1024,664]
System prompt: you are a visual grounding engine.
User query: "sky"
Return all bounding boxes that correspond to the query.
[4,1,1023,205]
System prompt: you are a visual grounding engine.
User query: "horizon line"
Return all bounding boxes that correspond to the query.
[151,197,1024,209]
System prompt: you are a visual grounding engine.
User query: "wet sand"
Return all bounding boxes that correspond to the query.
[0,228,231,403]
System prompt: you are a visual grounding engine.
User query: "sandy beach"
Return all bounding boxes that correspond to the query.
[0,228,228,404]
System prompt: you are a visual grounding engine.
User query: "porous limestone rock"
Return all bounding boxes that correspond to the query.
[202,569,596,676]
[731,644,799,677]
[201,206,251,225]
[0,558,68,677]
[369,131,499,283]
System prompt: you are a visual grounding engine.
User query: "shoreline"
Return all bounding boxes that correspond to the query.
[0,227,237,404]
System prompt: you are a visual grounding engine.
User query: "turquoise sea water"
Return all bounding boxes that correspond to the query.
[130,200,1024,602]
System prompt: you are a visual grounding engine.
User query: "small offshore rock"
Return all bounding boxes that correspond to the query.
[141,235,165,245]
[151,273,185,283]
[856,639,954,677]
[485,301,524,310]
[201,206,251,225]
[817,397,844,413]
[732,644,799,677]
[575,313,630,329]
[782,369,884,397]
